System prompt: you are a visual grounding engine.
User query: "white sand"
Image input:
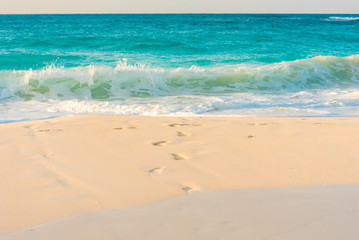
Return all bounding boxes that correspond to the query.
[2,186,359,240]
[0,115,359,238]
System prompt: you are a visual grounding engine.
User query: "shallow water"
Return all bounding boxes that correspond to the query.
[1,14,359,121]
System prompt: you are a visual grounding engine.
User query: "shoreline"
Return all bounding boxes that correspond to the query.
[1,115,359,236]
[2,113,359,125]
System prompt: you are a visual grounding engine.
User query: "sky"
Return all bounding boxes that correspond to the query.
[0,0,358,14]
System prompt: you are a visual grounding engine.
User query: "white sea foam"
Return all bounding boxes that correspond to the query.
[328,17,359,21]
[0,55,359,102]
[1,87,359,122]
[1,56,359,121]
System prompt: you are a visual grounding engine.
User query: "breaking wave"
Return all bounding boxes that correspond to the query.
[1,55,359,101]
[328,17,359,21]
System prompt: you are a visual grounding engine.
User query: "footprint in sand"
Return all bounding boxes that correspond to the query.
[181,184,197,193]
[172,153,188,160]
[169,123,189,127]
[169,123,201,127]
[148,167,165,174]
[248,123,272,126]
[113,126,137,130]
[38,129,63,132]
[176,131,190,137]
[152,141,168,146]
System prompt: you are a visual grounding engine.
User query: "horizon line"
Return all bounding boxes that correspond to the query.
[1,13,359,15]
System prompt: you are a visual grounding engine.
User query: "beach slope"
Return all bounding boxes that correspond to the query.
[1,116,359,238]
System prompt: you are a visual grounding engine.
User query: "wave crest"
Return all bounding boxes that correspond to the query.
[1,56,359,101]
[328,17,359,21]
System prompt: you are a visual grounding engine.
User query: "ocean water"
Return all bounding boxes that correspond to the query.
[1,14,359,122]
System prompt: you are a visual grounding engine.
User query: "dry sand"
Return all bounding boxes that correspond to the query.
[3,186,359,240]
[1,115,359,239]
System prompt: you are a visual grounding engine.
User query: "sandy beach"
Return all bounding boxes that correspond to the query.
[1,115,359,239]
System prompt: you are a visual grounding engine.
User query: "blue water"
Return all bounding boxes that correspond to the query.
[1,14,359,121]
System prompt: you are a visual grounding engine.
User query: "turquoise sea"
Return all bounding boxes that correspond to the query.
[1,14,359,122]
